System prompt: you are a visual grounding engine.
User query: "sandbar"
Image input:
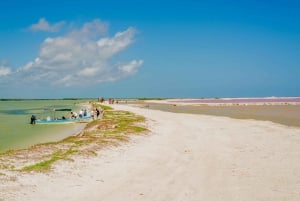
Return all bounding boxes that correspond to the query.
[0,104,300,201]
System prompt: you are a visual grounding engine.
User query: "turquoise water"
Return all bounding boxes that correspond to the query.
[0,99,90,153]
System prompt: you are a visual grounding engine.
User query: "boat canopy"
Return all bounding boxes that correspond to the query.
[54,108,72,111]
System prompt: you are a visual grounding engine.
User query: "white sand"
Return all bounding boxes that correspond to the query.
[1,104,300,201]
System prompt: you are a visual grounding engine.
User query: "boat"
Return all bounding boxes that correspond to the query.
[33,108,93,124]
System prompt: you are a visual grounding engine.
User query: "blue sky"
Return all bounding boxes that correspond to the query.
[0,0,299,98]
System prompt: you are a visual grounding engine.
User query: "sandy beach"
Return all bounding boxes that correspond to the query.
[1,104,300,201]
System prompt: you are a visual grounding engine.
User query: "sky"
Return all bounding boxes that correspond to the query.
[0,0,299,98]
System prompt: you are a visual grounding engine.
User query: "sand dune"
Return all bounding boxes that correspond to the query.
[1,104,300,201]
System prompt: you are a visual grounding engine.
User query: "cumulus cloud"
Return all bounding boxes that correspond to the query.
[2,19,143,88]
[29,18,65,32]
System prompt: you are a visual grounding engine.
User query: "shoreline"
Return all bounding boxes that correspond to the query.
[137,100,300,128]
[1,104,300,200]
[0,99,94,153]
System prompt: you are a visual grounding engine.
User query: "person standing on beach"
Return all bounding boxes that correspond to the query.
[79,109,83,118]
[96,108,100,119]
[30,115,36,124]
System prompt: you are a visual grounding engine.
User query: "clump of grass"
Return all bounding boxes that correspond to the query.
[1,164,15,170]
[101,111,146,136]
[132,126,147,133]
[88,150,98,156]
[0,149,16,156]
[21,148,77,172]
[0,172,6,176]
[94,104,113,111]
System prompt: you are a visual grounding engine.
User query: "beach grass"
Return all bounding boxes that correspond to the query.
[21,148,77,172]
[0,103,147,172]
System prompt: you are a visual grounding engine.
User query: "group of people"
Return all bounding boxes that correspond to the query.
[30,106,104,124]
[70,108,88,119]
[98,97,118,104]
[70,107,103,120]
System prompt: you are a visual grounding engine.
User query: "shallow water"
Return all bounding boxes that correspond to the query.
[0,100,90,153]
[135,102,300,128]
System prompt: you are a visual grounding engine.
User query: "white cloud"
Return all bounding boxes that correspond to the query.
[4,19,143,88]
[29,18,65,32]
[70,19,108,39]
[0,60,12,76]
[118,60,143,74]
[97,27,135,58]
[78,67,99,77]
[0,67,11,76]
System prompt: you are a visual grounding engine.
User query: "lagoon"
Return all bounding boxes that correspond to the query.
[0,99,90,153]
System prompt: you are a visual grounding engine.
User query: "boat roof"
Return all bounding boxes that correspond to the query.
[54,108,72,111]
[42,108,72,111]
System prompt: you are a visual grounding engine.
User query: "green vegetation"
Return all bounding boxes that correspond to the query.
[0,103,147,172]
[97,104,113,111]
[21,148,77,172]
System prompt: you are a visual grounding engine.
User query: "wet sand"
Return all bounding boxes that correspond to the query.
[135,102,300,128]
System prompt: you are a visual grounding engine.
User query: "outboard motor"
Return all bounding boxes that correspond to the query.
[30,115,36,124]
